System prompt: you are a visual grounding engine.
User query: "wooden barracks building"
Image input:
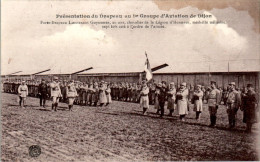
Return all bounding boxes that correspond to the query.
[1,60,259,91]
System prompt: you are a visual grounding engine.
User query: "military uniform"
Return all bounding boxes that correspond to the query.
[158,83,167,117]
[127,84,132,102]
[105,85,112,106]
[241,85,258,132]
[207,82,221,126]
[82,83,88,105]
[18,82,28,108]
[66,82,77,111]
[99,83,107,106]
[193,85,204,120]
[38,81,48,107]
[140,81,149,115]
[115,83,120,100]
[226,85,241,128]
[87,83,94,106]
[92,82,99,106]
[132,84,138,103]
[154,85,161,112]
[167,83,176,116]
[176,83,189,121]
[50,77,62,111]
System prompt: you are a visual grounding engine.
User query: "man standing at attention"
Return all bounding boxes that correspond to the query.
[226,82,241,129]
[207,81,221,127]
[241,84,258,132]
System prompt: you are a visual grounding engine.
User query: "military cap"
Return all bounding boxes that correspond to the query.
[247,84,253,87]
[181,82,187,86]
[161,81,167,84]
[142,80,147,84]
[196,85,202,88]
[170,82,175,85]
[53,76,58,80]
[229,82,236,86]
[210,81,216,84]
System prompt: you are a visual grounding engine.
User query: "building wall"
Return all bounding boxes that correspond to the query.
[35,75,71,81]
[153,72,259,91]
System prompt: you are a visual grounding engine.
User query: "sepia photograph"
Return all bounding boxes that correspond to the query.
[1,0,260,161]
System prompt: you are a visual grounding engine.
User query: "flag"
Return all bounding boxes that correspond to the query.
[144,52,153,81]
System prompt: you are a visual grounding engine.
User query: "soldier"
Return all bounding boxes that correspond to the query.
[50,76,62,111]
[154,83,161,114]
[140,80,149,115]
[82,82,88,106]
[150,83,156,105]
[18,81,28,108]
[110,83,115,100]
[93,82,99,106]
[222,87,229,105]
[137,83,142,103]
[99,82,107,107]
[133,83,137,102]
[148,83,152,104]
[124,82,129,102]
[105,83,112,106]
[176,82,189,121]
[226,82,241,129]
[87,83,94,106]
[167,82,176,116]
[60,81,67,103]
[158,81,167,117]
[192,85,204,121]
[189,85,194,102]
[127,83,133,102]
[118,83,124,101]
[66,80,77,111]
[78,82,84,105]
[38,79,48,107]
[114,83,120,100]
[241,84,258,132]
[207,81,221,127]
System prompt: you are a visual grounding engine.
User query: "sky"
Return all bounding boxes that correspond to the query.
[1,0,259,75]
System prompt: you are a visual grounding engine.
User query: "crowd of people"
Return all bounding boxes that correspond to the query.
[2,77,259,132]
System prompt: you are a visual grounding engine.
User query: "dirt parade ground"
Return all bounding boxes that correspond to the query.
[1,93,259,161]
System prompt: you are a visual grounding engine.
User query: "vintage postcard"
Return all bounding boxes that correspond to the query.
[1,0,259,161]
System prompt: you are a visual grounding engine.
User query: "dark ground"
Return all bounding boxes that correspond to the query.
[1,93,259,161]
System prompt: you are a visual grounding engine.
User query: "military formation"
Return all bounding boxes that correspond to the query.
[2,77,259,132]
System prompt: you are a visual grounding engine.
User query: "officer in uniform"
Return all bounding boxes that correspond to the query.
[226,82,241,129]
[66,80,77,111]
[207,81,221,127]
[18,81,29,108]
[158,81,167,117]
[241,84,258,132]
[176,82,189,121]
[38,79,48,107]
[93,82,99,106]
[50,76,62,111]
[140,80,150,115]
[167,82,176,116]
[193,85,204,121]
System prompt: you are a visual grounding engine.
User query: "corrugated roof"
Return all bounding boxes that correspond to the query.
[8,69,50,76]
[38,66,92,75]
[78,65,144,75]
